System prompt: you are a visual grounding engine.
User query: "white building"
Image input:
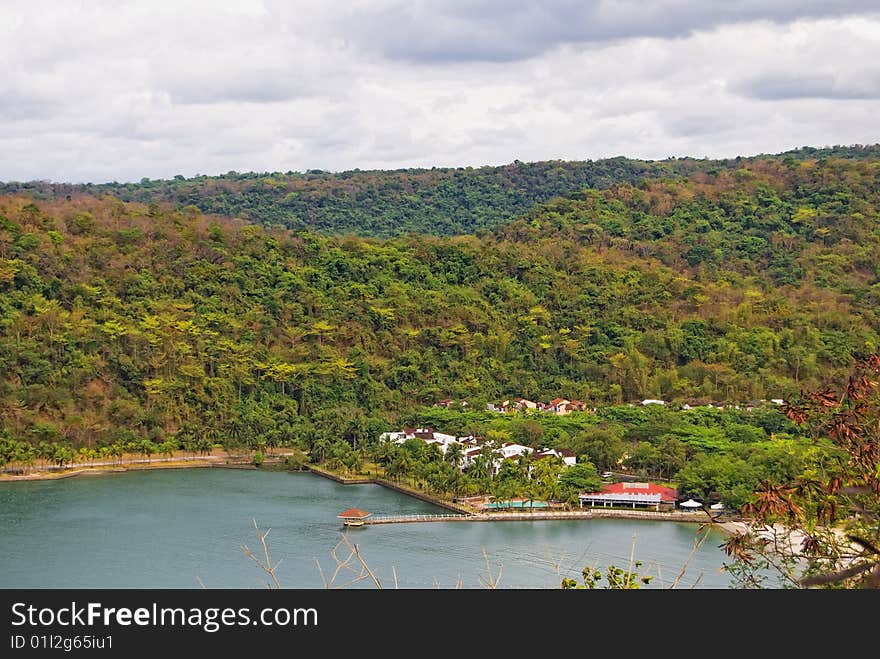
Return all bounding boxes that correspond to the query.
[531,448,577,467]
[378,428,459,454]
[380,429,577,474]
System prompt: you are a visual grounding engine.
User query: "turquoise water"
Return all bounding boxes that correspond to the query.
[0,469,736,588]
[483,501,550,509]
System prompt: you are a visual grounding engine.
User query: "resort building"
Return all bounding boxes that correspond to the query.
[379,428,459,454]
[498,442,533,460]
[543,398,571,414]
[381,428,579,475]
[579,482,678,511]
[530,448,577,467]
[487,397,594,415]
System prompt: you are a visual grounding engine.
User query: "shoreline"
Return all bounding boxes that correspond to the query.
[304,464,741,530]
[1,457,745,534]
[0,452,289,482]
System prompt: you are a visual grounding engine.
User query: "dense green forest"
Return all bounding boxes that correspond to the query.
[0,153,878,504]
[3,144,878,237]
[0,158,704,237]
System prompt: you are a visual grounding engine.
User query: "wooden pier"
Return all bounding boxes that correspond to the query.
[365,513,474,524]
[365,511,596,524]
[360,509,710,525]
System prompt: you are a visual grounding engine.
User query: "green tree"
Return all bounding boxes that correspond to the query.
[559,461,602,494]
[723,355,880,588]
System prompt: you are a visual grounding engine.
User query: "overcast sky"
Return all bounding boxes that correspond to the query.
[1,1,878,183]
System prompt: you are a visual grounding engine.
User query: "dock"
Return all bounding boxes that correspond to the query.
[357,509,711,525]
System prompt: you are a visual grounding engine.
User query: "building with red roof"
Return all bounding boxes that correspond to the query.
[579,482,678,511]
[338,508,372,527]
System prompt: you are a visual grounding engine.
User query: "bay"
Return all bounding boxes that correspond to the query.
[0,469,734,589]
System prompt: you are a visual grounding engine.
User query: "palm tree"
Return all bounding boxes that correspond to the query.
[139,439,156,460]
[385,457,404,483]
[490,480,512,509]
[443,465,463,497]
[13,444,37,473]
[195,437,213,456]
[373,439,398,467]
[160,441,176,459]
[469,454,490,482]
[445,442,464,471]
[329,442,351,473]
[516,452,531,481]
[110,442,125,464]
[477,441,500,478]
[310,436,331,464]
[388,452,414,484]
[424,442,443,464]
[348,415,368,451]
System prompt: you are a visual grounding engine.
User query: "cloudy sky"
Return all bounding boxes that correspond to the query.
[1,1,878,183]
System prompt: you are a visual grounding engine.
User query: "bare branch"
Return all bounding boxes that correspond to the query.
[315,534,383,589]
[315,558,328,589]
[670,527,709,589]
[240,518,282,589]
[478,548,503,589]
[342,535,383,589]
[799,561,875,587]
[627,533,636,580]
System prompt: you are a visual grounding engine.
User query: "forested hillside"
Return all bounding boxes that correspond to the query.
[0,156,877,466]
[0,158,702,237]
[3,145,877,238]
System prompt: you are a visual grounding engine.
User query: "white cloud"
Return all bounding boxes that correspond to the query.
[0,2,877,182]
[333,0,879,63]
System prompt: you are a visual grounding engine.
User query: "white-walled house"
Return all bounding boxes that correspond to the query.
[498,442,533,460]
[380,429,578,475]
[528,448,577,467]
[543,398,571,414]
[378,428,459,454]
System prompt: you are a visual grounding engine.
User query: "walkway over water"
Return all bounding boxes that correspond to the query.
[362,509,711,524]
[1,469,736,588]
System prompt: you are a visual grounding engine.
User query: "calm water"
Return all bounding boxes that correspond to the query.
[0,469,735,589]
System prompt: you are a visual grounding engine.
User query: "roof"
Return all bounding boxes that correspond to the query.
[548,398,569,406]
[338,508,372,519]
[580,492,663,504]
[587,482,678,502]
